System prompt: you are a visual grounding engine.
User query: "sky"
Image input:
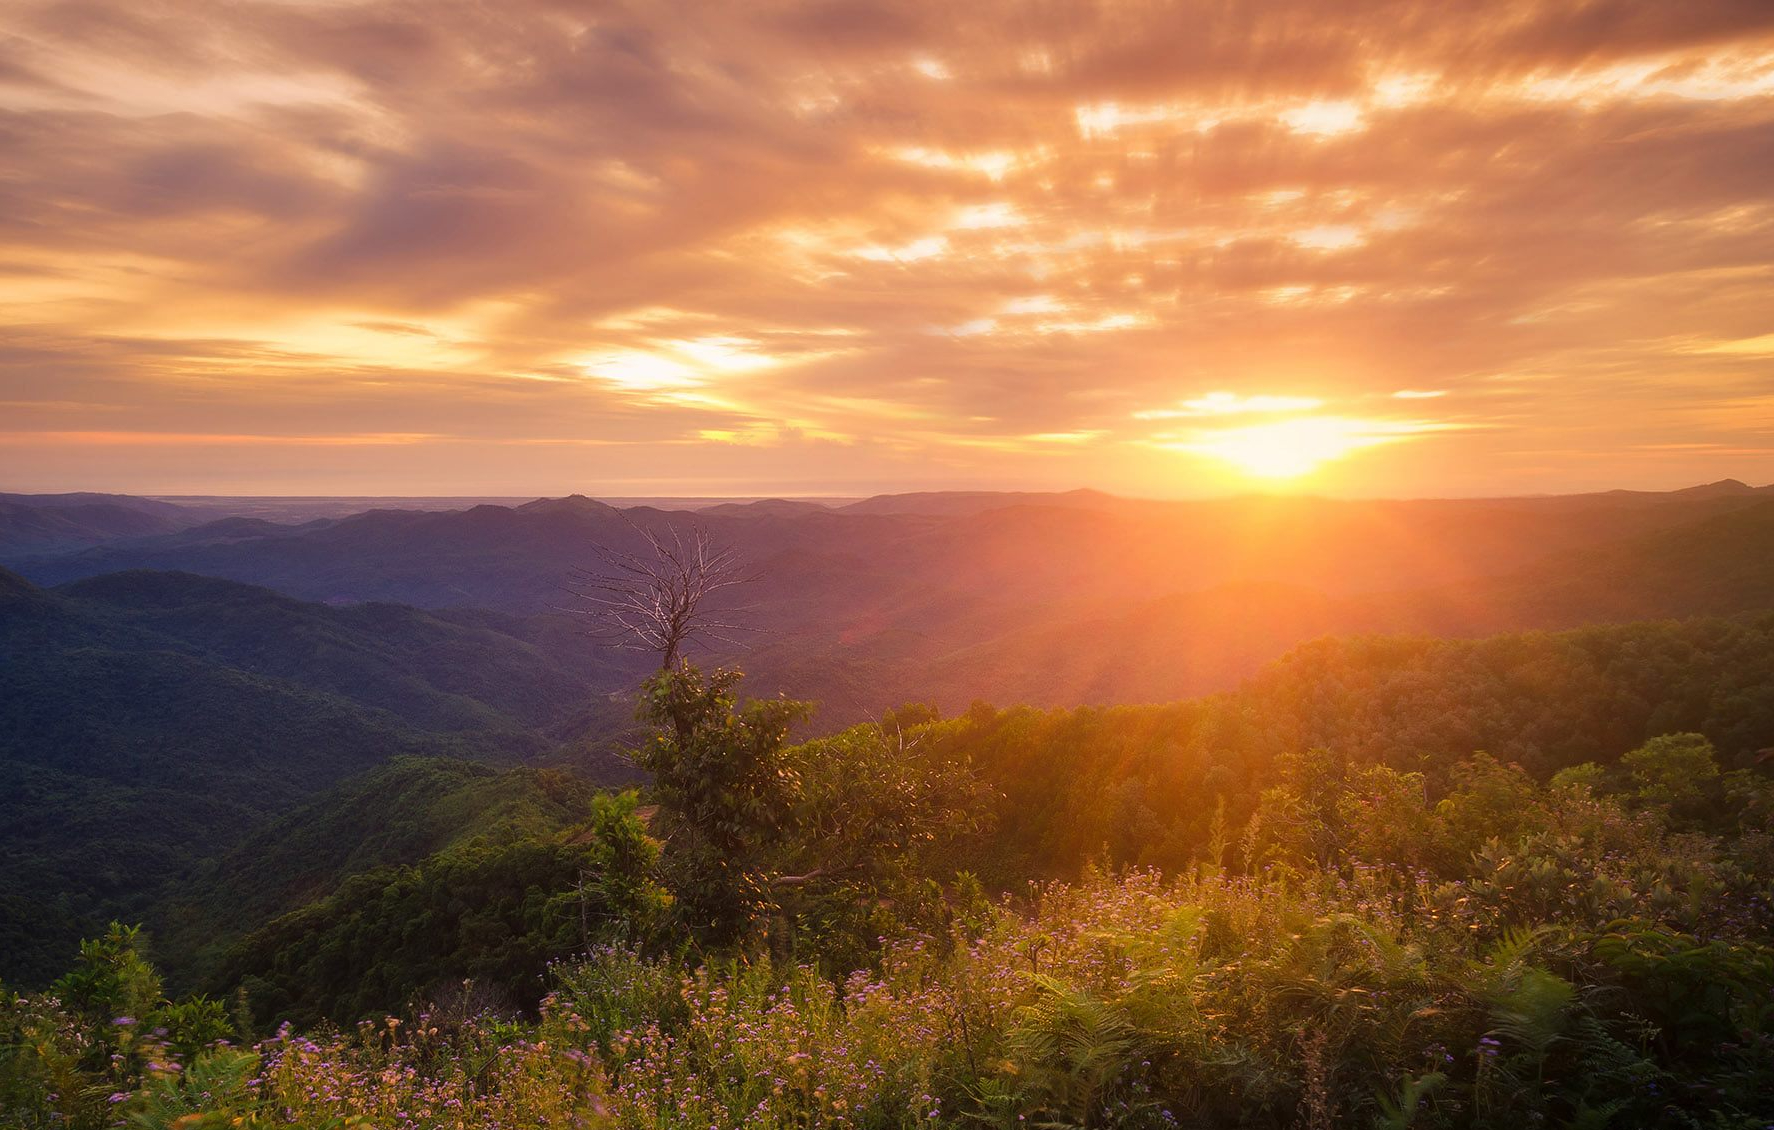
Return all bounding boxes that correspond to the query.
[2,0,1773,498]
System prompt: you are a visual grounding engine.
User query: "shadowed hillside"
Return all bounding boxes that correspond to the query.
[149,757,614,991]
[11,485,1774,727]
[0,567,642,984]
[0,494,200,554]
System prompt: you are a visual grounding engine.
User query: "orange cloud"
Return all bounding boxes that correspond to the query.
[0,0,1771,494]
[2,432,446,447]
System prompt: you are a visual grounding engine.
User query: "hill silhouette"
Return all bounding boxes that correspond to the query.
[10,484,1774,723]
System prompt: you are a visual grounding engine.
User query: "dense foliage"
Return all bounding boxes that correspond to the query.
[633,669,987,953]
[634,667,813,945]
[8,494,1774,984]
[6,736,1771,1128]
[172,666,987,1029]
[7,597,1774,1127]
[153,758,616,990]
[217,792,664,1028]
[932,615,1774,883]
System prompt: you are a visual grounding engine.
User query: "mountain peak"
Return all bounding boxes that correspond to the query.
[1673,478,1755,498]
[516,495,623,517]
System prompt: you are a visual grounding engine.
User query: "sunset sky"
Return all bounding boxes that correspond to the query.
[3,0,1773,497]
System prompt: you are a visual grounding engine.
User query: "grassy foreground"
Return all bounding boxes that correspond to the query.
[8,858,1772,1128]
[7,656,1773,1128]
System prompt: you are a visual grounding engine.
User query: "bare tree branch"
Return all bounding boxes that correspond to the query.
[565,514,757,669]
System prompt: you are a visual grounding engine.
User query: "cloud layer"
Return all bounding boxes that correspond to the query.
[3,0,1773,494]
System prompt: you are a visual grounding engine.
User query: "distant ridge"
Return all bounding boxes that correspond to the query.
[839,488,1123,517]
[1669,478,1759,498]
[1477,496,1774,625]
[1581,478,1770,503]
[0,565,40,602]
[515,494,625,518]
[699,498,832,518]
[0,492,194,519]
[0,497,199,555]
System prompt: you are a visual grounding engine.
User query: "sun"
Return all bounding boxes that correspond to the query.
[1187,416,1402,480]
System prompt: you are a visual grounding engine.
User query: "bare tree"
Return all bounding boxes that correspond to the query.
[564,520,755,670]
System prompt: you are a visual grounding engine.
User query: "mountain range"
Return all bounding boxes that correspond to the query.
[11,482,1772,714]
[5,479,1774,984]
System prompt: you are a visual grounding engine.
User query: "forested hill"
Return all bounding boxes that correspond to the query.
[0,493,199,555]
[9,486,1774,722]
[8,577,1774,1126]
[33,608,1774,1014]
[1440,497,1774,628]
[927,614,1774,883]
[0,567,641,984]
[7,474,1774,983]
[50,569,642,740]
[784,496,1774,719]
[16,486,1773,616]
[149,757,610,993]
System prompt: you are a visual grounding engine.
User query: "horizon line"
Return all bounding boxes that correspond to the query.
[4,476,1768,508]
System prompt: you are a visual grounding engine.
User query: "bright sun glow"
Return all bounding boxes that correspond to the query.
[1183,416,1406,479]
[582,336,779,393]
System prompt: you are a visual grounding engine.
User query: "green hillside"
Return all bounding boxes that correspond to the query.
[0,568,636,984]
[78,610,1773,1025]
[0,647,455,985]
[54,570,639,748]
[10,611,1772,1130]
[1475,498,1774,627]
[216,810,650,1028]
[150,757,612,991]
[927,614,1774,883]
